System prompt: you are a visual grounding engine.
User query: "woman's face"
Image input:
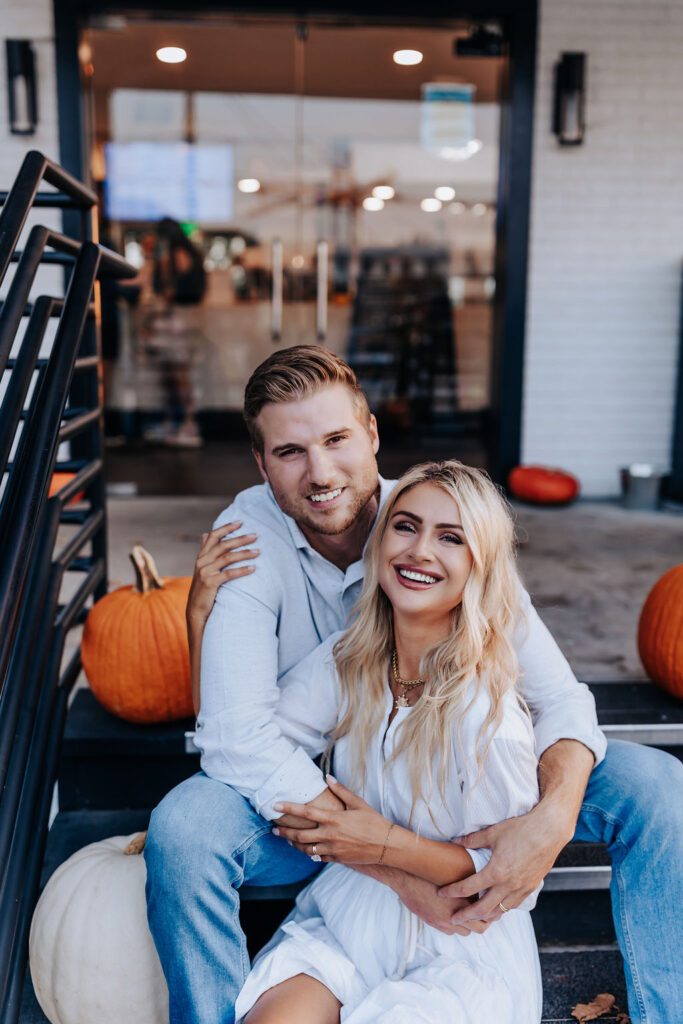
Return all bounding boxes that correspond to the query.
[378,482,474,625]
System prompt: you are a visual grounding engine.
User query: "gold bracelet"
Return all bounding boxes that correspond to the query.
[378,822,395,866]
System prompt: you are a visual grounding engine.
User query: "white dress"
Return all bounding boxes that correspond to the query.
[235,635,543,1024]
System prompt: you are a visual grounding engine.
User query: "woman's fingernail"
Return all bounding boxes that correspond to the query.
[272,828,280,836]
[326,774,337,783]
[273,803,284,811]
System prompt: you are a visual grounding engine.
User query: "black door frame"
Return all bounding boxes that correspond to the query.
[53,0,538,485]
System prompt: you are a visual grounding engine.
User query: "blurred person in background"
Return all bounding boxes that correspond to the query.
[143,217,207,448]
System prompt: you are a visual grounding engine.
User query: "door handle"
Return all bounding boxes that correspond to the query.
[316,240,328,342]
[271,238,283,343]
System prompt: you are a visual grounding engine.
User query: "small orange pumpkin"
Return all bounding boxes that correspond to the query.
[508,465,580,505]
[637,564,683,700]
[48,472,85,505]
[82,546,193,723]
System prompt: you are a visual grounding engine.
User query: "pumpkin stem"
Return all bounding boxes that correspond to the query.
[130,546,164,594]
[124,831,148,855]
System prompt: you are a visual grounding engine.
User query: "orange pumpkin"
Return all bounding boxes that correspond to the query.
[637,565,683,700]
[48,472,85,505]
[82,546,193,723]
[508,465,580,505]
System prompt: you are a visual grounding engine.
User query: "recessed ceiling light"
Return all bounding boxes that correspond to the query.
[372,185,395,201]
[467,139,483,154]
[363,197,385,211]
[156,46,187,64]
[448,201,466,215]
[393,49,423,66]
[420,198,442,212]
[434,186,456,202]
[472,203,487,216]
[237,178,261,193]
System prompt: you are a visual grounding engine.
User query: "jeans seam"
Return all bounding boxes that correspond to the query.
[612,834,648,1024]
[580,802,624,829]
[230,860,251,983]
[232,822,273,860]
[582,799,648,1024]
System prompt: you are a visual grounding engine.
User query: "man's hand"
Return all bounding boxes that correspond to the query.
[275,785,344,831]
[439,798,575,925]
[441,738,594,927]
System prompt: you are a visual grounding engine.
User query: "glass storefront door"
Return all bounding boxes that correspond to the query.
[84,15,506,491]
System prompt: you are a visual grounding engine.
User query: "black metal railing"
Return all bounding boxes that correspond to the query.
[0,151,135,1023]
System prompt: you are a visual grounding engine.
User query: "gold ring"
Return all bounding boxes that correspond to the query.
[498,901,510,913]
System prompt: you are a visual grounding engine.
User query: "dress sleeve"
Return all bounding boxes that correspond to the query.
[459,690,543,909]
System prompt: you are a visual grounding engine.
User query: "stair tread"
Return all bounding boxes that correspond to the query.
[63,683,683,758]
[590,682,683,725]
[63,691,193,755]
[19,945,627,1023]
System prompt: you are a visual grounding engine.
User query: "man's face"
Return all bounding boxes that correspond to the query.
[253,384,380,537]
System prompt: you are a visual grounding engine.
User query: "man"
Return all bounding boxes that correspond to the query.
[145,346,682,1024]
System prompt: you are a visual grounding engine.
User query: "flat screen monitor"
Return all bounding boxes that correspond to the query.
[104,142,234,223]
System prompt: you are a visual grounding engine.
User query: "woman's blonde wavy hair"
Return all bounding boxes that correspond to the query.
[326,460,524,820]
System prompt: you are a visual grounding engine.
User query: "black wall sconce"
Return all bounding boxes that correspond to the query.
[6,40,38,136]
[553,52,585,145]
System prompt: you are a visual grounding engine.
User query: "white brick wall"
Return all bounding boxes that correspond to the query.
[0,0,63,298]
[0,0,60,179]
[522,0,683,495]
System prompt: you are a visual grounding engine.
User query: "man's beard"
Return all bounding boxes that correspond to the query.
[272,476,378,537]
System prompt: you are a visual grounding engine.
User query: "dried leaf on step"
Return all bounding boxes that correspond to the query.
[571,993,616,1021]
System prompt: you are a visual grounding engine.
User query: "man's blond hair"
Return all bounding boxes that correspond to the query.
[243,345,371,455]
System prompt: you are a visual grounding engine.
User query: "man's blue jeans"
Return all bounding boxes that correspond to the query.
[144,740,683,1024]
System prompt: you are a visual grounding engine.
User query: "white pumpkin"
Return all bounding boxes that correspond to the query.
[29,832,169,1024]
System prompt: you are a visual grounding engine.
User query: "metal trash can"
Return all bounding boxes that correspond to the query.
[620,464,662,511]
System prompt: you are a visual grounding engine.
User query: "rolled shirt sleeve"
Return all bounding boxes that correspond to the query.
[516,588,607,766]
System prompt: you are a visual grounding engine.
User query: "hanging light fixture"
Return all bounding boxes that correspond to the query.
[372,185,395,201]
[6,40,38,135]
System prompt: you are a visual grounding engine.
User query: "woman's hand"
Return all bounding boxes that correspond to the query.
[186,522,260,628]
[273,776,391,865]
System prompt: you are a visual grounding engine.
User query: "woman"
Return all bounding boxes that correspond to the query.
[230,461,542,1023]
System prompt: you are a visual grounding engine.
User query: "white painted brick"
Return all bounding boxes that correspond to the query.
[523,0,683,495]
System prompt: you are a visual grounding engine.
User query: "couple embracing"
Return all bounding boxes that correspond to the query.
[144,346,682,1024]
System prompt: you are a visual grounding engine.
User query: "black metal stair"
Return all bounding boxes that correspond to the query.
[0,151,136,1024]
[19,681,682,1022]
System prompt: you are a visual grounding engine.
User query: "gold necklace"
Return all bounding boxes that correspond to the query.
[391,649,426,710]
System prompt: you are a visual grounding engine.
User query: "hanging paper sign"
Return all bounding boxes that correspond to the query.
[421,83,475,153]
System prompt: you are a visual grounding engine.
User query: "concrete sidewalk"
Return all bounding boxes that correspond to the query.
[105,495,682,683]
